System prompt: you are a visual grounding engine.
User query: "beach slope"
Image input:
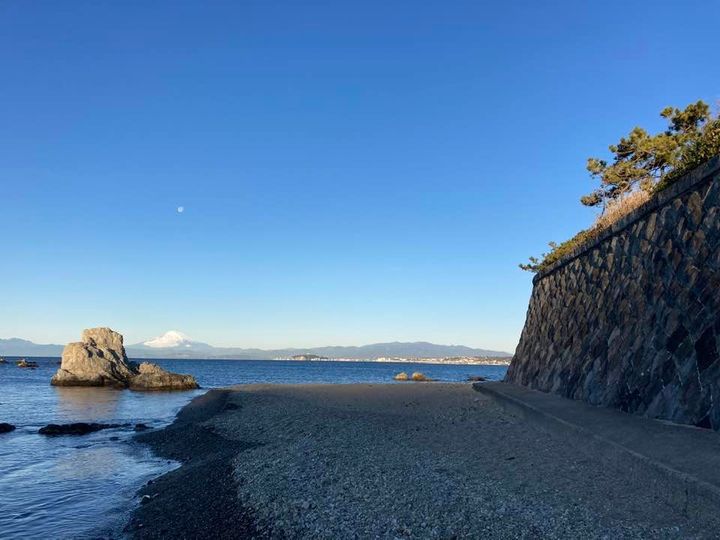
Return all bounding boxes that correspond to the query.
[130,383,720,538]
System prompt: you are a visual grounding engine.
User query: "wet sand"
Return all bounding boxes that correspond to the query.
[127,390,263,539]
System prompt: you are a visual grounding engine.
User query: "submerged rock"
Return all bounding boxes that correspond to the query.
[38,422,122,436]
[0,423,16,434]
[51,327,199,391]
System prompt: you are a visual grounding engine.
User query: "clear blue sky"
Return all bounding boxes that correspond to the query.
[1,1,718,351]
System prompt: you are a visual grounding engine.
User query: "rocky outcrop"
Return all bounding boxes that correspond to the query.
[0,423,16,434]
[17,359,38,368]
[51,327,199,391]
[52,328,136,387]
[129,362,200,391]
[507,157,720,429]
[393,371,432,382]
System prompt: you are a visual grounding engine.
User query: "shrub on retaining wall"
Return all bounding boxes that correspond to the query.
[522,101,720,273]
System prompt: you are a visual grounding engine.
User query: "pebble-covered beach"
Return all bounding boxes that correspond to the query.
[128,383,720,539]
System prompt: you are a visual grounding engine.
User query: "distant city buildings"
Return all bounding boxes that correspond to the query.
[275,355,511,365]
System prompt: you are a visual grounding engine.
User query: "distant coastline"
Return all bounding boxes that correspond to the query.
[0,353,511,367]
[1,336,512,362]
[274,356,512,366]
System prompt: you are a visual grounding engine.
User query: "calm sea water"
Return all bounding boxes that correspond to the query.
[0,357,507,539]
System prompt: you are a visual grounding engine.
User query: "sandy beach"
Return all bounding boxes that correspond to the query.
[128,383,720,539]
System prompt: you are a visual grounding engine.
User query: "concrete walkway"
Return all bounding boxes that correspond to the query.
[474,382,720,515]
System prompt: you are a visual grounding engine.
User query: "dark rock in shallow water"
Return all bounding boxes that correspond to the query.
[134,423,151,432]
[38,422,122,436]
[0,423,16,433]
[467,376,488,382]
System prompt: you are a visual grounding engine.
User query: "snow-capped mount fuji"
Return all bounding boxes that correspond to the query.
[143,330,195,348]
[127,331,214,356]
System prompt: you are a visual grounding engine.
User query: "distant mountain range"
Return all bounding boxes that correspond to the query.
[0,331,512,360]
[0,338,65,357]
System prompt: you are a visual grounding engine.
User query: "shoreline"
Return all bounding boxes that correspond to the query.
[126,389,264,538]
[126,383,720,538]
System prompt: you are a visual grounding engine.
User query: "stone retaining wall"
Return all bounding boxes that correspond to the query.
[506,156,720,429]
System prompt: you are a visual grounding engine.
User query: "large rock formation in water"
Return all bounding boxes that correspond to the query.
[51,327,198,391]
[51,328,136,387]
